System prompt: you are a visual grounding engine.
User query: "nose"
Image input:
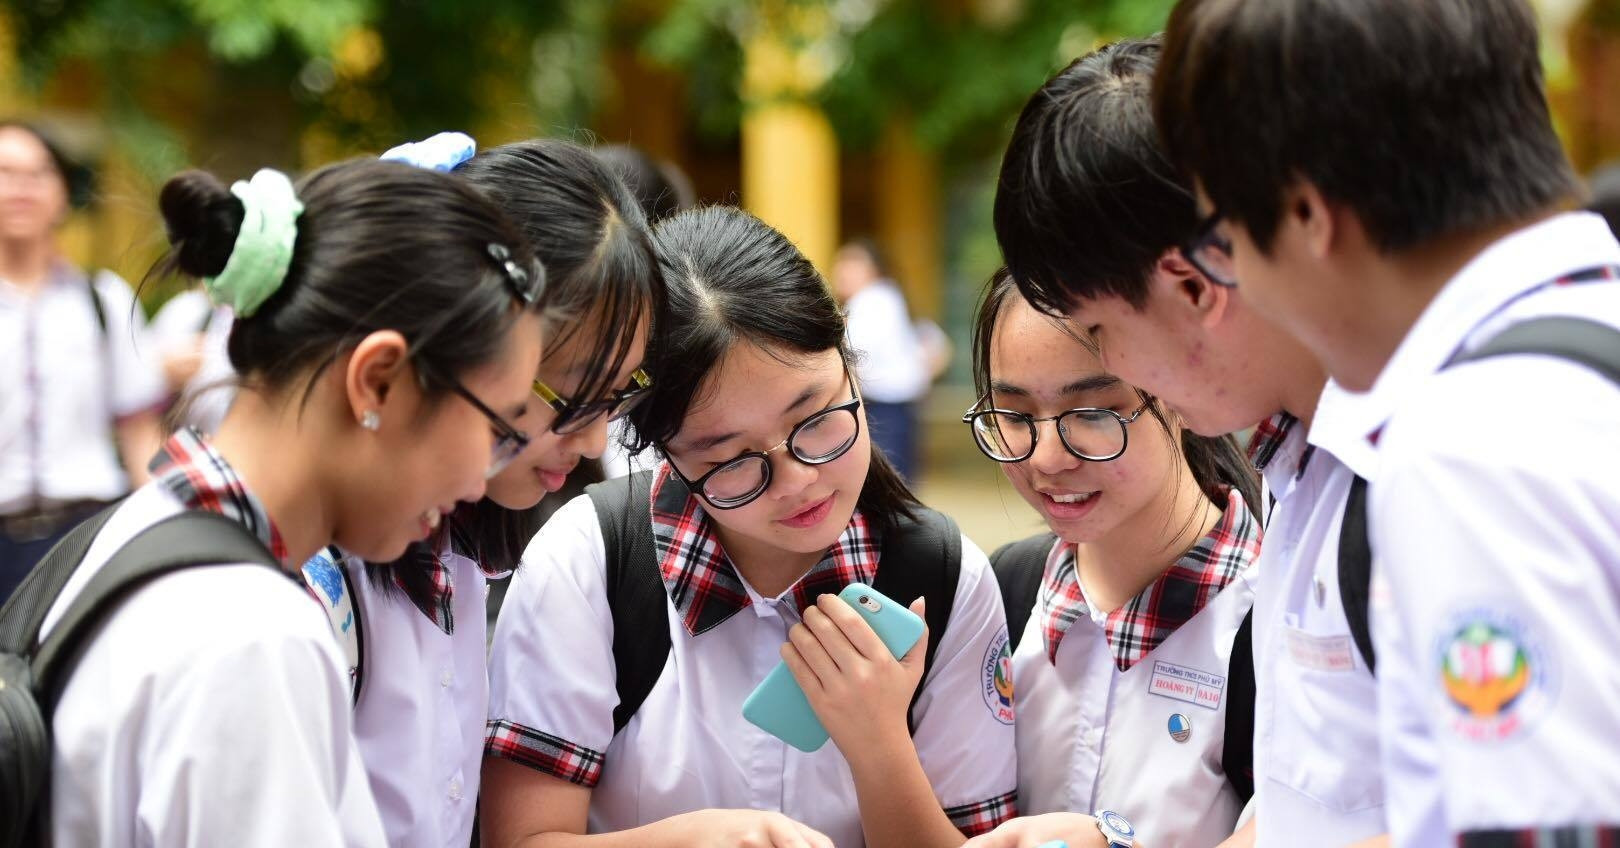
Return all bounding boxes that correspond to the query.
[1027,419,1081,477]
[566,412,613,461]
[766,450,817,502]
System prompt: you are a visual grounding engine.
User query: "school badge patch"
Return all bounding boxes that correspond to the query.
[1436,608,1553,743]
[981,627,1015,725]
[1167,713,1192,743]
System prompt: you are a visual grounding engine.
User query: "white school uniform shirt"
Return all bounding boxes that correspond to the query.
[148,288,237,434]
[486,472,1019,846]
[1246,392,1386,848]
[1353,212,1620,844]
[0,262,164,512]
[844,281,928,404]
[40,429,385,846]
[1013,488,1260,848]
[339,546,492,848]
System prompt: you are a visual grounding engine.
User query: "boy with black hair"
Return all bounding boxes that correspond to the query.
[1156,0,1620,844]
[970,35,1385,848]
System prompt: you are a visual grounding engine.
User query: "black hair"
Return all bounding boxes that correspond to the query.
[628,205,920,530]
[993,37,1189,315]
[155,159,538,409]
[0,120,95,208]
[374,138,668,593]
[1155,0,1580,255]
[971,267,1261,521]
[1588,163,1620,239]
[592,144,695,224]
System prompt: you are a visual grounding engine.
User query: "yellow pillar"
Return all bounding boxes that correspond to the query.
[741,7,839,276]
[876,119,943,320]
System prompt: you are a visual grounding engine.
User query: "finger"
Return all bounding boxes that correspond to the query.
[803,603,862,667]
[898,597,931,672]
[818,593,890,660]
[785,625,838,686]
[765,816,811,848]
[780,645,829,697]
[796,822,835,848]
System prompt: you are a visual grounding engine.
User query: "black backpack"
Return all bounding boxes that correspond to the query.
[990,533,1257,805]
[584,470,963,736]
[1336,315,1620,676]
[0,506,279,848]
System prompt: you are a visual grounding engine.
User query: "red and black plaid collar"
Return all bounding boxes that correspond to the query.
[149,428,289,563]
[648,463,879,636]
[396,551,458,635]
[1038,487,1260,670]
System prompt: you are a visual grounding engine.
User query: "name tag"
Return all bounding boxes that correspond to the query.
[1148,661,1226,710]
[1284,626,1356,672]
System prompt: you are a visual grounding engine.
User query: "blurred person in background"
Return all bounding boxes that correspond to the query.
[148,282,235,434]
[833,238,929,482]
[0,121,163,602]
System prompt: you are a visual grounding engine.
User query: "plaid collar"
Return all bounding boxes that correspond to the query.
[396,549,458,635]
[649,463,879,636]
[149,427,289,563]
[1039,487,1260,670]
[1247,411,1314,493]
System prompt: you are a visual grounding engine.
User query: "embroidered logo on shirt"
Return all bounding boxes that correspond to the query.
[1437,608,1554,743]
[981,627,1015,725]
[1148,660,1226,710]
[1168,713,1192,743]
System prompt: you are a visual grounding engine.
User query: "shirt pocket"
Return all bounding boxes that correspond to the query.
[1269,622,1383,813]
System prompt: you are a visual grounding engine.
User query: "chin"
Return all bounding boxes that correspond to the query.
[486,483,545,512]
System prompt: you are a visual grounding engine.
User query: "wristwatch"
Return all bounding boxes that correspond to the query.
[1093,809,1136,848]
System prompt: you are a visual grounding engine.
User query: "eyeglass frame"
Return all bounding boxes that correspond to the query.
[1180,208,1238,288]
[417,360,532,478]
[532,368,653,435]
[667,372,864,510]
[961,395,1153,464]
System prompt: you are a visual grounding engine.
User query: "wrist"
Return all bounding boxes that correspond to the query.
[842,729,919,781]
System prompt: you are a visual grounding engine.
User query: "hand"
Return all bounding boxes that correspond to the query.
[781,594,927,763]
[961,813,1117,848]
[671,808,835,848]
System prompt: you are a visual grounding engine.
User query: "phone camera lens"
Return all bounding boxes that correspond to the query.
[858,595,870,605]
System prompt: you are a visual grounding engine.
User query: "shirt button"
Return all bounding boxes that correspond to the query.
[440,669,453,688]
[449,778,463,801]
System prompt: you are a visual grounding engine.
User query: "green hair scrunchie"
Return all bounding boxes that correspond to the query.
[204,168,304,318]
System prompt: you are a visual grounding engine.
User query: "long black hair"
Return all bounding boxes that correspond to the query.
[376,139,667,592]
[627,205,919,531]
[971,267,1262,520]
[155,159,538,412]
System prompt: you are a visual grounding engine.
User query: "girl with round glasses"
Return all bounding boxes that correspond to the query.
[299,136,662,848]
[482,206,1017,848]
[960,268,1263,848]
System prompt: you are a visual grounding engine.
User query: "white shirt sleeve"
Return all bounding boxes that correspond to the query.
[148,289,213,352]
[93,270,166,418]
[485,494,620,786]
[1372,359,1620,836]
[910,535,1020,833]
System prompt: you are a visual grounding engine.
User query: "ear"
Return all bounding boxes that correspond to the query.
[1152,247,1232,330]
[1281,179,1336,260]
[343,330,412,429]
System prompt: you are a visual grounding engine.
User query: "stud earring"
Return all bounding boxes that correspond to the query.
[361,410,381,432]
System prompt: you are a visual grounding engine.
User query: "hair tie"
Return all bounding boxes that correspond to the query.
[204,169,303,318]
[379,131,477,172]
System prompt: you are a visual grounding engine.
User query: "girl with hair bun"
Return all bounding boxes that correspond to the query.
[32,158,544,845]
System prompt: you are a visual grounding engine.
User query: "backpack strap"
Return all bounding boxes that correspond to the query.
[0,503,122,654]
[1222,610,1257,804]
[1452,315,1620,385]
[988,533,1056,654]
[586,471,671,736]
[1337,475,1376,674]
[869,507,963,731]
[31,510,281,712]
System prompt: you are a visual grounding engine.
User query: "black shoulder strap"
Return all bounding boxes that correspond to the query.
[586,471,670,736]
[1337,475,1376,674]
[0,504,122,654]
[31,510,280,712]
[84,269,108,336]
[988,533,1056,654]
[869,507,962,730]
[1222,610,1257,805]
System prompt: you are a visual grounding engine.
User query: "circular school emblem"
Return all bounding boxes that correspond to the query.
[1436,609,1553,743]
[981,628,1015,725]
[1168,713,1192,743]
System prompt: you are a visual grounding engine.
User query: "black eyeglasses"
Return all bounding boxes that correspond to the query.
[532,369,652,435]
[420,361,531,478]
[670,373,863,510]
[1181,209,1238,288]
[488,242,547,306]
[962,396,1151,463]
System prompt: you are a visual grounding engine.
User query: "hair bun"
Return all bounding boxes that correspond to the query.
[159,169,245,278]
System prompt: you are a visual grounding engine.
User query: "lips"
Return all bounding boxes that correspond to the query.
[1037,489,1101,521]
[777,493,836,530]
[537,466,572,493]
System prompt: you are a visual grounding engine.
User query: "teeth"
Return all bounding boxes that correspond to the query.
[1050,492,1096,504]
[426,508,442,529]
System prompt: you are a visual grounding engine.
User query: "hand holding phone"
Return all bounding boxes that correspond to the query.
[742,583,925,752]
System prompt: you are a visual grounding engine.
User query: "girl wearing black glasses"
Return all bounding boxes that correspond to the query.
[309,137,662,848]
[482,206,1017,848]
[959,268,1262,848]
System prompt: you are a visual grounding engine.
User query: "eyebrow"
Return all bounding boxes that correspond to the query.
[990,374,1121,399]
[678,379,830,455]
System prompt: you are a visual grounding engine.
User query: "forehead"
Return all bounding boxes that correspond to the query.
[0,128,55,168]
[991,297,1103,375]
[677,343,840,435]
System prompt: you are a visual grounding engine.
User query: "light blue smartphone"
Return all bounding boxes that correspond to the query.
[741,583,926,752]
